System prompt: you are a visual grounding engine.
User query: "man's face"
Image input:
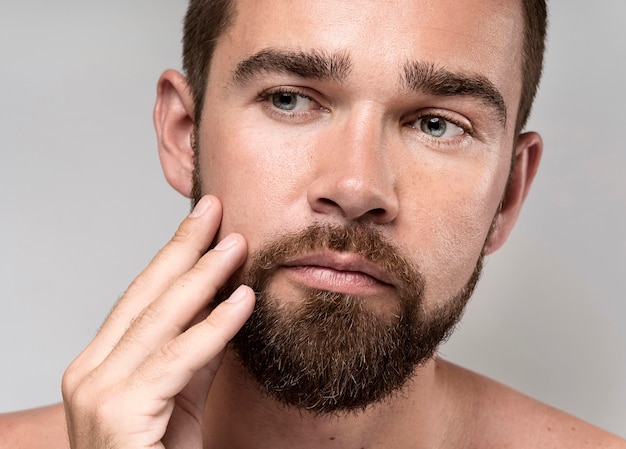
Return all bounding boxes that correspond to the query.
[190,0,526,411]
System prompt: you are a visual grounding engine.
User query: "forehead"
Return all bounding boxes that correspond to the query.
[213,0,524,114]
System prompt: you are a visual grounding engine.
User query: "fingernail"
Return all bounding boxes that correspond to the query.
[213,233,238,251]
[189,196,212,218]
[226,285,248,303]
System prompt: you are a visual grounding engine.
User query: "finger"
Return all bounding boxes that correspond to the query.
[96,232,248,377]
[128,285,255,403]
[69,195,222,373]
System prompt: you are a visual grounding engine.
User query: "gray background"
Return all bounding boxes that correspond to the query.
[1,0,624,438]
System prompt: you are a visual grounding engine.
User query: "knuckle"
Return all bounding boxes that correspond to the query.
[136,302,163,326]
[202,313,232,349]
[63,372,126,430]
[126,308,183,348]
[124,273,152,298]
[62,356,93,398]
[159,338,187,363]
[63,372,105,415]
[171,224,194,244]
[68,380,95,411]
[163,226,207,262]
[61,363,80,397]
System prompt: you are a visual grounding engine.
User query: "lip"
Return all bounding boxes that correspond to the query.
[280,251,397,294]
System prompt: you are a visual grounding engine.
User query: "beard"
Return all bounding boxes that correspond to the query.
[213,222,483,415]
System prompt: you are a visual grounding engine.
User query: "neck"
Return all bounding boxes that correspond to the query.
[202,351,456,449]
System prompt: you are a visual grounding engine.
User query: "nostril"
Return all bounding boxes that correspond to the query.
[308,179,399,223]
[318,196,388,221]
[369,208,386,217]
[319,197,339,207]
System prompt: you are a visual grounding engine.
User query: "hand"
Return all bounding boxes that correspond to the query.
[61,195,255,449]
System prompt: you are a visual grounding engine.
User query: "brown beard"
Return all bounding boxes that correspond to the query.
[214,222,483,414]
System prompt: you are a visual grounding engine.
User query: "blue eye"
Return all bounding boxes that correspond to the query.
[269,91,316,112]
[421,117,446,137]
[416,115,465,138]
[272,92,299,110]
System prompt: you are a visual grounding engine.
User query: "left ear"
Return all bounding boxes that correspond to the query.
[484,131,543,254]
[154,69,196,198]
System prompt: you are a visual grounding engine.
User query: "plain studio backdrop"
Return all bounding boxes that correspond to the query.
[1,1,624,438]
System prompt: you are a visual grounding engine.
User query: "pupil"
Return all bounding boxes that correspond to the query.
[274,93,296,110]
[428,118,441,131]
[422,117,446,137]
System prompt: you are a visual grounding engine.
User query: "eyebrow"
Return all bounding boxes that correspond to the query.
[231,49,507,127]
[232,48,352,85]
[401,61,508,126]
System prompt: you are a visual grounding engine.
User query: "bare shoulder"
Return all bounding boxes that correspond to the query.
[0,403,69,449]
[436,359,626,448]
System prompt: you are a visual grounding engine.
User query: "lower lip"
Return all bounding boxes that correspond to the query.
[279,265,391,296]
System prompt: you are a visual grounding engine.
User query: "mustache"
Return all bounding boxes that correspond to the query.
[242,223,425,298]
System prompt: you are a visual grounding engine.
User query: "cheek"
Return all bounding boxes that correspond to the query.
[197,118,312,244]
[399,162,507,301]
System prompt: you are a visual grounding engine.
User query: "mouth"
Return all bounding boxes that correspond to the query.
[279,251,397,296]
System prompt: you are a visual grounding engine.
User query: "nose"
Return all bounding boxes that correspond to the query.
[306,110,400,224]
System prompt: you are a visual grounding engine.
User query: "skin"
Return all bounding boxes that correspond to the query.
[189,0,522,307]
[1,0,625,448]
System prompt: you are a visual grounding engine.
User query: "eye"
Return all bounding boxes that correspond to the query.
[414,115,466,138]
[268,90,317,112]
[258,87,329,123]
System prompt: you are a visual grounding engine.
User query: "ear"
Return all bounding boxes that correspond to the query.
[484,131,543,254]
[154,69,196,198]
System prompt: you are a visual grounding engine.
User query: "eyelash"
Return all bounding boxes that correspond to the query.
[258,86,301,102]
[257,87,326,118]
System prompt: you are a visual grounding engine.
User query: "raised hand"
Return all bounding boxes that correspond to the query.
[61,195,255,449]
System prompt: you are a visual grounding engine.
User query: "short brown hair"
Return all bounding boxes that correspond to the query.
[182,0,547,134]
[518,0,548,134]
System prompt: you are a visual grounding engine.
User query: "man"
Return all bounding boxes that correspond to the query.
[1,0,624,447]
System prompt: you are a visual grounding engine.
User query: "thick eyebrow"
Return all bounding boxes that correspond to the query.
[231,48,352,86]
[401,61,508,126]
